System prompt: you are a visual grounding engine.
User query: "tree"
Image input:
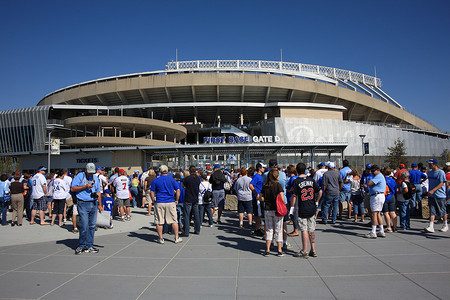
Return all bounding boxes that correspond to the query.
[386,138,408,168]
[438,149,449,166]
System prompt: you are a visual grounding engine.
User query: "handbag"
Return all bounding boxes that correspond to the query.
[2,182,10,202]
[275,193,287,217]
[96,210,111,227]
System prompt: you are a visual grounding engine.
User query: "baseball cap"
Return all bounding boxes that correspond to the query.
[327,162,335,169]
[411,163,418,168]
[365,163,373,169]
[143,168,148,172]
[319,162,325,167]
[427,158,438,164]
[104,189,110,194]
[268,159,278,167]
[399,163,405,168]
[214,164,220,169]
[96,166,104,171]
[38,167,47,172]
[86,163,96,173]
[159,165,168,173]
[134,170,139,173]
[118,169,125,174]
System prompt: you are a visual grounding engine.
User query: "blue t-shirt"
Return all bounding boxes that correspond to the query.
[369,173,386,194]
[150,175,179,203]
[385,177,397,201]
[250,173,263,199]
[285,175,298,203]
[427,169,446,199]
[339,167,352,191]
[176,180,185,204]
[71,172,101,201]
[361,172,374,192]
[409,169,427,184]
[102,196,114,212]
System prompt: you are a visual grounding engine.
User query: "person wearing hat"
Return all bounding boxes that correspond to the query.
[71,163,103,254]
[424,158,448,233]
[209,164,227,224]
[365,165,387,238]
[150,165,182,244]
[30,166,49,225]
[113,169,132,222]
[393,163,408,187]
[313,163,327,183]
[408,163,427,216]
[321,162,343,224]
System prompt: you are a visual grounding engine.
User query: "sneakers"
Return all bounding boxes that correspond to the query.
[84,247,99,253]
[424,226,435,233]
[294,250,309,258]
[385,228,393,233]
[276,251,284,257]
[264,251,270,257]
[72,227,79,234]
[308,250,318,257]
[282,243,293,250]
[209,224,214,228]
[377,232,386,238]
[174,237,183,244]
[364,232,377,239]
[439,225,449,232]
[74,247,84,255]
[157,238,165,244]
[126,215,131,221]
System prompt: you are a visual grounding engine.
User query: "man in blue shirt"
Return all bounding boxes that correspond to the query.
[424,158,448,233]
[71,163,102,254]
[365,165,386,239]
[250,163,264,236]
[338,160,352,219]
[409,163,427,216]
[150,165,182,244]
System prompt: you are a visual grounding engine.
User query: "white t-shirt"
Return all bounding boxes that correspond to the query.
[53,178,68,200]
[314,168,328,183]
[31,173,47,199]
[63,176,73,199]
[113,175,130,199]
[94,173,107,192]
[198,181,212,205]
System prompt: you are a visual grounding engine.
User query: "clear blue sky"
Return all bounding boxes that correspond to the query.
[1,0,449,131]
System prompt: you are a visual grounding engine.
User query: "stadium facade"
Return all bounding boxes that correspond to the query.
[1,60,448,172]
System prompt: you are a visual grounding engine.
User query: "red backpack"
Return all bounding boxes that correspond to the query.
[275,193,287,217]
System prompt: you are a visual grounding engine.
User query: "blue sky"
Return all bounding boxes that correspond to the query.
[1,0,449,131]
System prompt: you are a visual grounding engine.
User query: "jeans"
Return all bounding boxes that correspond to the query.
[410,184,422,215]
[352,194,364,215]
[183,202,200,235]
[199,202,214,226]
[130,187,139,208]
[398,200,410,229]
[77,200,98,249]
[0,201,8,225]
[322,194,339,223]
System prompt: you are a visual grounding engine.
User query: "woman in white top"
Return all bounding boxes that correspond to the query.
[347,170,364,223]
[198,173,214,227]
[51,170,67,226]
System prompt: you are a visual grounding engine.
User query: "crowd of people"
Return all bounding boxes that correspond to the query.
[0,158,449,257]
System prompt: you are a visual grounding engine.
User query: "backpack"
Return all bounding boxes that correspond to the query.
[275,193,287,217]
[201,183,212,203]
[403,181,416,200]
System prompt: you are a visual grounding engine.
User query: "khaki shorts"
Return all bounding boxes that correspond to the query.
[154,202,177,225]
[299,216,316,232]
[145,190,152,203]
[72,204,78,215]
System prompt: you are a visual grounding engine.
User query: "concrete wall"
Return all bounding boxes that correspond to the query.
[279,108,343,120]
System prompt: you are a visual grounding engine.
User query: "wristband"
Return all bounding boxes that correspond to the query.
[289,207,295,215]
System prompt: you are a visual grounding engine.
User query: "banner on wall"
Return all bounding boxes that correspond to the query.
[51,139,60,155]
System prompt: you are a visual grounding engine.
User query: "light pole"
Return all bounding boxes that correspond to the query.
[359,134,366,169]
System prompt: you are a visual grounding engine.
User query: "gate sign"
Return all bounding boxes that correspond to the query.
[203,136,280,144]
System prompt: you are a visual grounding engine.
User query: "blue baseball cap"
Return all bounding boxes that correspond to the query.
[411,163,418,168]
[214,164,220,169]
[319,162,325,167]
[143,168,148,172]
[104,189,110,194]
[38,167,47,172]
[96,166,104,171]
[365,163,373,169]
[427,158,438,164]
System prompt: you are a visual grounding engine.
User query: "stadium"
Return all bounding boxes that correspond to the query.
[1,59,449,172]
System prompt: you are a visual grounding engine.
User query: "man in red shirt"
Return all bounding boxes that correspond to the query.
[393,163,407,186]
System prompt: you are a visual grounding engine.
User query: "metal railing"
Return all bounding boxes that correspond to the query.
[166,60,382,87]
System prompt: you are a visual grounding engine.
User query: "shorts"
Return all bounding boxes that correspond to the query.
[117,198,131,208]
[72,204,78,215]
[382,196,396,212]
[339,190,351,202]
[370,194,385,212]
[212,190,225,208]
[154,202,177,225]
[145,190,152,202]
[428,197,447,217]
[46,196,53,203]
[299,216,316,232]
[52,198,65,215]
[32,197,47,211]
[238,200,253,214]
